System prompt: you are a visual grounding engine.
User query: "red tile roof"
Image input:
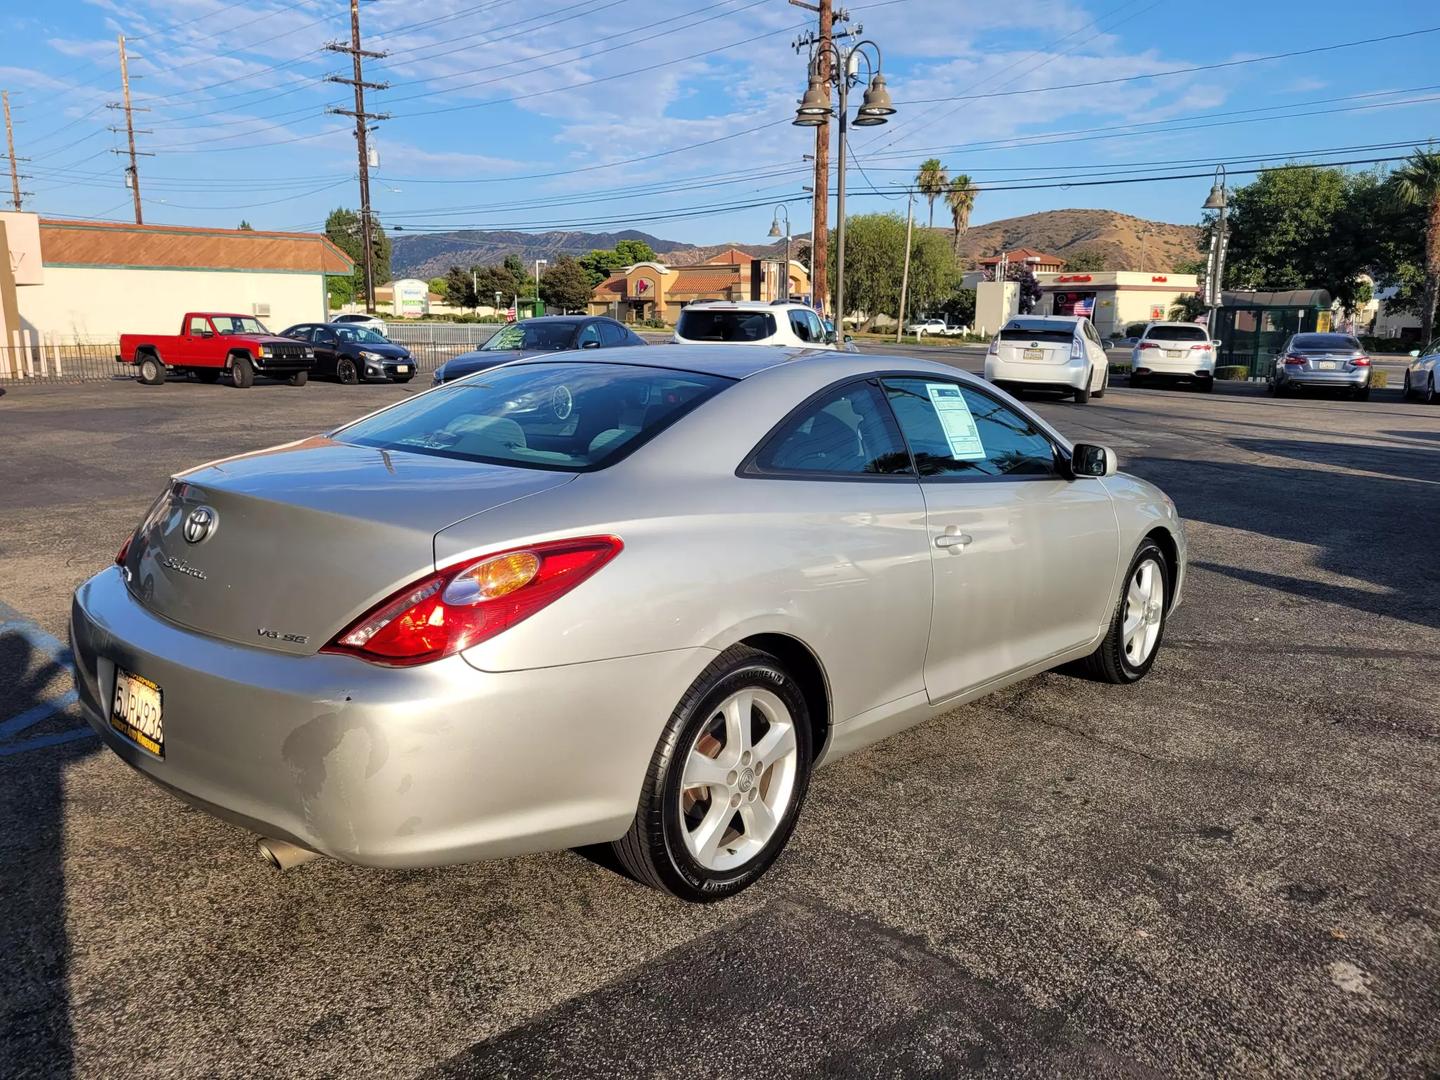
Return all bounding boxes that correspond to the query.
[39,219,353,275]
[672,267,740,292]
[977,247,1065,267]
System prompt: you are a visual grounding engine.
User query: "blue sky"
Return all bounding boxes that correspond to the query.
[2,0,1437,247]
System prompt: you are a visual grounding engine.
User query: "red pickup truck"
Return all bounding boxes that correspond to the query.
[118,313,314,388]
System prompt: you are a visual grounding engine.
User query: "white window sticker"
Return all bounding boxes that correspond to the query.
[925,383,986,460]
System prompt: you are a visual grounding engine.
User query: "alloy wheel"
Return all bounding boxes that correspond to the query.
[1121,558,1164,666]
[678,687,799,873]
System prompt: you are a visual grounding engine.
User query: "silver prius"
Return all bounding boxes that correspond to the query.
[71,346,1187,902]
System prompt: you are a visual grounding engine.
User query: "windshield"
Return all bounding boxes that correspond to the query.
[336,326,389,344]
[214,316,269,335]
[678,309,777,343]
[482,322,578,352]
[1292,333,1362,351]
[1000,320,1073,344]
[336,362,731,471]
[1145,324,1209,341]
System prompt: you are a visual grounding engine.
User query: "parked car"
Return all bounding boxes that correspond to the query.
[1403,336,1440,403]
[433,316,646,384]
[73,344,1185,901]
[905,318,947,336]
[283,323,416,384]
[118,312,312,388]
[674,301,836,350]
[983,315,1109,403]
[1267,332,1372,399]
[822,318,859,352]
[1129,322,1220,390]
[939,322,970,337]
[331,313,388,337]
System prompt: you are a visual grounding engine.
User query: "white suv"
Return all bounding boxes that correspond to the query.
[673,301,836,349]
[1130,322,1218,390]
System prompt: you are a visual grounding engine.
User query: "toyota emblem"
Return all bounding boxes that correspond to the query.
[182,506,217,544]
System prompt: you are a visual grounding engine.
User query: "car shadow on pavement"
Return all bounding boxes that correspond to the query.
[1122,449,1440,632]
[0,630,95,1079]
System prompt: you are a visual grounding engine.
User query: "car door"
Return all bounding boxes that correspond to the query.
[880,376,1120,703]
[576,322,603,350]
[182,315,215,365]
[597,320,628,349]
[312,327,340,376]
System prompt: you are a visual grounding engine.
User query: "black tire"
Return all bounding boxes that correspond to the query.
[136,353,165,385]
[1073,379,1092,404]
[287,370,308,387]
[1129,370,1144,389]
[1197,376,1215,393]
[230,355,255,389]
[611,645,813,902]
[394,376,413,384]
[1353,386,1370,402]
[1093,369,1108,399]
[196,369,220,384]
[336,357,359,385]
[1427,375,1437,405]
[1080,539,1171,685]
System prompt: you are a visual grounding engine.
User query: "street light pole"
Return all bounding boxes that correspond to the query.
[534,258,547,313]
[895,190,914,344]
[1202,164,1229,341]
[769,204,792,301]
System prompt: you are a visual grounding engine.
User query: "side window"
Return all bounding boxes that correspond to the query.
[597,320,626,347]
[754,381,912,476]
[882,378,1058,479]
[286,326,313,342]
[317,328,338,346]
[788,310,813,342]
[806,311,826,342]
[188,317,210,336]
[576,322,602,348]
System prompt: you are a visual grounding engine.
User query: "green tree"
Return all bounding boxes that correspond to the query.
[1391,147,1440,344]
[472,264,520,308]
[614,238,657,265]
[943,174,975,255]
[1173,257,1206,277]
[830,212,957,328]
[1064,248,1107,272]
[578,248,624,286]
[325,207,393,302]
[237,219,254,231]
[1169,293,1207,322]
[539,255,594,313]
[442,266,477,309]
[428,276,448,296]
[915,158,948,229]
[939,288,976,328]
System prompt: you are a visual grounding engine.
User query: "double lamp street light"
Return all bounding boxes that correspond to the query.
[793,35,895,327]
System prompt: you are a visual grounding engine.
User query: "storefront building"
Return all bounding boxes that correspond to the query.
[1037,271,1201,339]
[589,249,810,323]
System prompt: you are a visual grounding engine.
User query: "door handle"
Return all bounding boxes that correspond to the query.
[935,532,972,549]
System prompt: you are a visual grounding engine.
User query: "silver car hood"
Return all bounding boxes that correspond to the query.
[122,437,573,655]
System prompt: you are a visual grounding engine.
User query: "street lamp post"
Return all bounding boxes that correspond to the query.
[768,204,792,301]
[534,258,548,314]
[793,34,895,331]
[1202,165,1229,341]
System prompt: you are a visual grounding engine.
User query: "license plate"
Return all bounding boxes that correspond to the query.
[1316,360,1337,370]
[1022,348,1044,360]
[396,365,410,374]
[1165,349,1183,359]
[111,669,164,756]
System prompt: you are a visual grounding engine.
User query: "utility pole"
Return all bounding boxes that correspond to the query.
[3,91,30,211]
[109,36,152,224]
[895,191,913,343]
[790,0,841,316]
[325,0,389,314]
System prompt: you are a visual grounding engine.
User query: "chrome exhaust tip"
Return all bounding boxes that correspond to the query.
[256,837,322,871]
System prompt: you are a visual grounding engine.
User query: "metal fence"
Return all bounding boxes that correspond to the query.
[0,343,127,383]
[384,323,503,377]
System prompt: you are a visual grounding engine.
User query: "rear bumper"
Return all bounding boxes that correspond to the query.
[71,566,712,869]
[1130,351,1215,376]
[985,355,1087,390]
[1277,368,1369,388]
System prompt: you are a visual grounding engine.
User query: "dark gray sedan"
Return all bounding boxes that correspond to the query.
[433,316,647,384]
[1267,332,1373,399]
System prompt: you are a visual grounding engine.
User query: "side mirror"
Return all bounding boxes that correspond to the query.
[1410,349,1421,358]
[1100,339,1114,349]
[1071,443,1118,478]
[1212,339,1223,347]
[843,334,854,343]
[581,339,601,349]
[823,330,837,344]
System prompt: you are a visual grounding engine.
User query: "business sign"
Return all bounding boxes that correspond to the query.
[393,278,429,318]
[0,211,43,285]
[634,277,654,296]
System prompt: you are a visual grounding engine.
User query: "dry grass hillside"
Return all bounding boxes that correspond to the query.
[947,209,1201,272]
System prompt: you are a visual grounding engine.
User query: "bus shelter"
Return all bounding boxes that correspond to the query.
[1214,289,1333,378]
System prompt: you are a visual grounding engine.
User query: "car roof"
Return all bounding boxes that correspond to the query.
[1145,321,1204,330]
[513,315,600,325]
[684,300,800,311]
[508,343,972,382]
[1007,315,1079,325]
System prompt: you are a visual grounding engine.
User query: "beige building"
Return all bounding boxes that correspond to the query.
[2,214,352,348]
[1037,271,1201,338]
[589,249,810,323]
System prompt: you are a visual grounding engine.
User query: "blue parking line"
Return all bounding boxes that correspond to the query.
[0,598,94,752]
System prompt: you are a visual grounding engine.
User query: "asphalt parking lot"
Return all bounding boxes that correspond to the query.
[2,361,1438,1078]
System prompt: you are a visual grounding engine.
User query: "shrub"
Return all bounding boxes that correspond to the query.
[1369,370,1389,389]
[1214,365,1249,381]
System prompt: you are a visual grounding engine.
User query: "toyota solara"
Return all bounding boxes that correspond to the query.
[72,345,1186,902]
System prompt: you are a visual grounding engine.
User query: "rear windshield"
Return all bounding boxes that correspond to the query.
[1291,333,1361,351]
[1000,321,1073,344]
[678,309,777,342]
[1144,324,1209,341]
[335,362,730,471]
[482,322,578,351]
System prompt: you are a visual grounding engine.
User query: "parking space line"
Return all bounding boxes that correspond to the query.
[0,598,95,754]
[0,689,80,738]
[0,727,94,756]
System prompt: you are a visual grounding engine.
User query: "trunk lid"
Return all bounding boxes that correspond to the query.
[996,337,1071,365]
[122,437,573,655]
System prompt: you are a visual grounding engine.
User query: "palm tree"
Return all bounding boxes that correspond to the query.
[1393,147,1440,345]
[915,158,948,229]
[944,175,976,256]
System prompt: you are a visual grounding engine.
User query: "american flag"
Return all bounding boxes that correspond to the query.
[1074,297,1095,317]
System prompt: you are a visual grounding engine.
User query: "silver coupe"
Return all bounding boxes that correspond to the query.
[71,345,1186,902]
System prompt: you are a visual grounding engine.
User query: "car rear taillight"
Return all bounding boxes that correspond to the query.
[116,536,132,565]
[1283,354,1307,366]
[1191,344,1212,351]
[1070,336,1085,361]
[987,336,999,356]
[322,535,623,667]
[1352,356,1371,367]
[1138,341,1159,350]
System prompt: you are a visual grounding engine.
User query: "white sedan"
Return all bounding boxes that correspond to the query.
[906,318,947,336]
[1404,336,1440,403]
[984,315,1109,404]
